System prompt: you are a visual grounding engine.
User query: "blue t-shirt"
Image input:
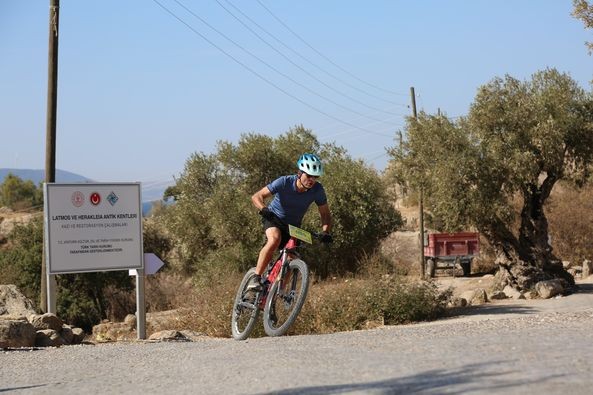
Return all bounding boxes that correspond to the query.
[267,175,327,227]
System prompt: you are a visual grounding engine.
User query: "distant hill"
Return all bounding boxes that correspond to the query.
[0,168,93,184]
[140,179,175,202]
[1,168,174,216]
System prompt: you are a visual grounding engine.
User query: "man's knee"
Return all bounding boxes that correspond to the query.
[264,236,281,251]
[265,228,282,247]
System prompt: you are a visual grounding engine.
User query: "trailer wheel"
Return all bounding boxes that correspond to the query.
[460,259,471,277]
[425,259,436,279]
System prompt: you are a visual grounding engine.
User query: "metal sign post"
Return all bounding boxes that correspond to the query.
[135,268,146,340]
[46,274,57,314]
[130,254,165,339]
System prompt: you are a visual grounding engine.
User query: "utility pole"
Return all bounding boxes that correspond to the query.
[42,0,60,313]
[410,87,425,278]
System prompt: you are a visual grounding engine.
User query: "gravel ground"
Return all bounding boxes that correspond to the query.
[2,282,593,394]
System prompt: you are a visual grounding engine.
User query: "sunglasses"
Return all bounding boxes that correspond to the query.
[302,173,319,180]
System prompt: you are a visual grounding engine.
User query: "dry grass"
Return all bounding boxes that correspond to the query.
[293,275,450,335]
[547,183,593,265]
[119,268,451,338]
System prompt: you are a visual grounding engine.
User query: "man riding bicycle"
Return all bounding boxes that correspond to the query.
[248,153,333,292]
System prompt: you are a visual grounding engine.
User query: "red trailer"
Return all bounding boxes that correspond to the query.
[423,232,480,277]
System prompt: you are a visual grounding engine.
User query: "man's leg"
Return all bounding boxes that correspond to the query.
[246,227,282,293]
[255,227,282,276]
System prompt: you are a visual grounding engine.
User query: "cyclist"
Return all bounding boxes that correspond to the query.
[248,153,332,292]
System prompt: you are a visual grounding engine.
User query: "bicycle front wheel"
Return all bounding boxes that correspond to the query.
[231,268,261,340]
[263,259,309,337]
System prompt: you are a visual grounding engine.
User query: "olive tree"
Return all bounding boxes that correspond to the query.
[0,173,43,210]
[573,0,593,54]
[393,69,593,290]
[163,126,402,278]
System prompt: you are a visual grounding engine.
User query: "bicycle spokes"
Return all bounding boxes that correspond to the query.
[264,260,309,337]
[231,268,261,340]
[236,291,257,312]
[278,271,299,308]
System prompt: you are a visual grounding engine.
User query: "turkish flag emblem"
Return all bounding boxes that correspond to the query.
[90,192,101,206]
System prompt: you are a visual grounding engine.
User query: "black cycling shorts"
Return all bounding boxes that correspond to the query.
[261,217,290,249]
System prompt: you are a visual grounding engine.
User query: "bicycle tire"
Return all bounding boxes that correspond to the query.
[231,268,260,340]
[263,259,309,337]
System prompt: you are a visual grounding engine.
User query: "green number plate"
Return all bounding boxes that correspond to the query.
[289,225,312,244]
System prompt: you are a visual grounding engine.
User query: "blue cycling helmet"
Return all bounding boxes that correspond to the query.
[297,153,324,176]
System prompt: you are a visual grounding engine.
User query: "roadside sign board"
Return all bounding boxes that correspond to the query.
[44,183,144,274]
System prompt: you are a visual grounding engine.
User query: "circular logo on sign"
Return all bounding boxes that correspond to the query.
[71,191,84,207]
[90,192,101,206]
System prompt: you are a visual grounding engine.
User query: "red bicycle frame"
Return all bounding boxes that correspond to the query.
[258,237,299,309]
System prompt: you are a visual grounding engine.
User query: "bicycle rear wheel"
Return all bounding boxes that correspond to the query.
[263,259,309,337]
[231,268,261,340]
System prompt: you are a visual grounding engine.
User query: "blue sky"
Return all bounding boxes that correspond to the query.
[1,1,592,185]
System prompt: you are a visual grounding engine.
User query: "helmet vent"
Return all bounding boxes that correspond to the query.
[296,153,324,176]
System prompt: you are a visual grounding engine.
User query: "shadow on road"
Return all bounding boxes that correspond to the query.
[0,384,48,392]
[575,282,593,294]
[446,303,540,318]
[257,361,562,395]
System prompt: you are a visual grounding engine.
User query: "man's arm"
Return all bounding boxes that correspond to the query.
[252,186,273,211]
[318,203,332,233]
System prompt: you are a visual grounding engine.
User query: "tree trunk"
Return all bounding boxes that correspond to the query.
[486,178,574,292]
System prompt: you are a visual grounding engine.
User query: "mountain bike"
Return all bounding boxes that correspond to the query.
[231,224,321,340]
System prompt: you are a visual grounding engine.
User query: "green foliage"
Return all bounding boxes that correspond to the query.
[390,113,482,232]
[142,218,173,260]
[0,215,165,330]
[308,154,403,276]
[56,272,133,331]
[163,126,402,278]
[163,185,180,201]
[0,173,43,211]
[392,69,593,256]
[0,217,44,301]
[573,0,593,54]
[368,278,451,325]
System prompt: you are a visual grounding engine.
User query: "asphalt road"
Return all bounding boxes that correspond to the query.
[2,282,593,394]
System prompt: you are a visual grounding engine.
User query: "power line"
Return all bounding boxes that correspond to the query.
[255,0,408,97]
[214,0,406,117]
[151,0,394,138]
[223,0,409,108]
[172,0,398,127]
[317,113,404,140]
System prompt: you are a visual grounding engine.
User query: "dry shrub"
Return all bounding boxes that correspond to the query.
[0,263,22,291]
[356,250,402,277]
[102,269,242,337]
[145,273,196,312]
[149,272,449,338]
[178,290,236,337]
[102,273,195,322]
[469,235,498,275]
[380,231,422,276]
[471,256,497,275]
[294,279,380,334]
[102,259,451,338]
[103,284,135,321]
[292,275,450,335]
[547,183,593,265]
[148,269,245,337]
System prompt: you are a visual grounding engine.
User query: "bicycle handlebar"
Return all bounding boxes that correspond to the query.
[264,210,332,244]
